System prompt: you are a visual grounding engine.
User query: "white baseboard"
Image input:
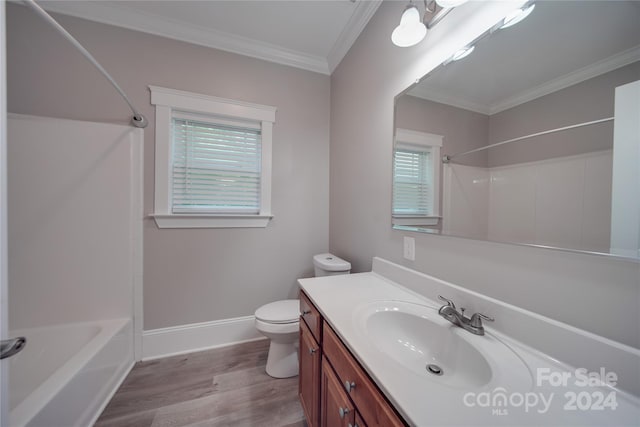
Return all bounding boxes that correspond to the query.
[142,315,264,361]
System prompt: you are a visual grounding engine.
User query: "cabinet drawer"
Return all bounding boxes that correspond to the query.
[300,291,322,343]
[323,322,405,427]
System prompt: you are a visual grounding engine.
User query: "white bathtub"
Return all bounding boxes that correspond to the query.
[8,318,134,427]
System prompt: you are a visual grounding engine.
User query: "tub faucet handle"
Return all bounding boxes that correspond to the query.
[1,337,26,360]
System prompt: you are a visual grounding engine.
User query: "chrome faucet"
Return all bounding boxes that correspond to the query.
[437,296,494,336]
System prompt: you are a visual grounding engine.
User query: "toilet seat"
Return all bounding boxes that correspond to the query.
[255,318,299,335]
[255,299,299,324]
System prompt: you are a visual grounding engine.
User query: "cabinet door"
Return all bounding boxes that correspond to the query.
[321,357,355,427]
[323,322,405,427]
[299,320,321,427]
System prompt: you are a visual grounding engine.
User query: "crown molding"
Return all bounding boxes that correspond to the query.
[410,45,640,116]
[490,45,640,114]
[409,88,491,115]
[37,1,331,75]
[327,0,383,73]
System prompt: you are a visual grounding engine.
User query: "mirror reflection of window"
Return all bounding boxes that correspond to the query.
[393,147,431,215]
[392,129,442,228]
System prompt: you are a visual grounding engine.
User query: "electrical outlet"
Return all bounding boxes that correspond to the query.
[403,236,415,261]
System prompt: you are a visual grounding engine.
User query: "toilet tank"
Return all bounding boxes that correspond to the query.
[313,253,351,277]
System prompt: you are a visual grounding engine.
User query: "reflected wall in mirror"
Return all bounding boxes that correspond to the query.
[393,0,640,259]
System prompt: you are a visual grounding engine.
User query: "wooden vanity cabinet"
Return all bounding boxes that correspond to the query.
[299,295,322,427]
[299,290,406,427]
[321,357,355,427]
[323,322,404,427]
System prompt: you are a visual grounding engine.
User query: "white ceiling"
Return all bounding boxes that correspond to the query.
[408,1,640,115]
[39,0,383,75]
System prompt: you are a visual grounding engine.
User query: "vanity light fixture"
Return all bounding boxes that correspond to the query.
[391,3,428,47]
[391,0,469,47]
[435,0,468,8]
[443,2,535,65]
[500,3,536,29]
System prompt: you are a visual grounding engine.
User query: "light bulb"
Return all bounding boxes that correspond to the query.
[451,45,475,61]
[435,0,469,8]
[391,5,427,47]
[500,3,536,29]
[400,4,420,25]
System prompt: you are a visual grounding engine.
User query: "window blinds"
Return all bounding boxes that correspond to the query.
[172,117,262,214]
[393,147,432,216]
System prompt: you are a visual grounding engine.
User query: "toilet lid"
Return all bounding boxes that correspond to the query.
[255,300,300,324]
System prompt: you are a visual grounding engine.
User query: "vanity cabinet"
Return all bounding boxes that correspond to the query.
[299,292,322,427]
[321,357,355,427]
[299,319,321,427]
[323,322,404,427]
[299,290,406,427]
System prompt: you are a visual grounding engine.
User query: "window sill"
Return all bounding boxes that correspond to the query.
[151,214,273,229]
[392,216,441,226]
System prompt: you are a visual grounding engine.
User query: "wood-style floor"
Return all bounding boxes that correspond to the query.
[95,339,306,427]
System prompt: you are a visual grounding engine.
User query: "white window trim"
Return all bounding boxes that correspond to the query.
[150,86,276,228]
[393,128,443,227]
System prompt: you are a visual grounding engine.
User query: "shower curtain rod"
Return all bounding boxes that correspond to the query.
[442,116,614,163]
[23,0,148,128]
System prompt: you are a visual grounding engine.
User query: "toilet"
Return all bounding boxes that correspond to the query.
[254,253,351,378]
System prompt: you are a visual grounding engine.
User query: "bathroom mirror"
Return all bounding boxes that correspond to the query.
[393,0,640,259]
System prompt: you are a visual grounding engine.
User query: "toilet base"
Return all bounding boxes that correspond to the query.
[265,340,299,378]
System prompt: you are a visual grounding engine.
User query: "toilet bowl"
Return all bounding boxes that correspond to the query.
[255,299,300,378]
[254,253,351,378]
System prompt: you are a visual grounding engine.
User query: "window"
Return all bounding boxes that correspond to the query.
[150,86,276,228]
[172,114,261,214]
[392,129,442,226]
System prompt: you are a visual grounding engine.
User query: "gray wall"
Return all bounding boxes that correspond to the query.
[395,63,640,169]
[331,1,640,348]
[395,95,488,167]
[7,4,330,330]
[488,61,640,167]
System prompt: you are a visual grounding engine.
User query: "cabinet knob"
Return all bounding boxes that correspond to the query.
[344,380,356,393]
[309,347,318,355]
[302,309,311,315]
[348,424,359,427]
[339,407,350,419]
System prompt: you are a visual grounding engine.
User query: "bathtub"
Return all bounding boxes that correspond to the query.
[9,318,134,427]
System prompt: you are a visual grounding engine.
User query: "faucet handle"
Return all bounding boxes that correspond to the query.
[470,312,494,327]
[438,295,456,309]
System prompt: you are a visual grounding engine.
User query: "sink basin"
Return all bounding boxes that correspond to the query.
[353,301,532,391]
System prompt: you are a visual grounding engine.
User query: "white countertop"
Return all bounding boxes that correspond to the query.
[299,271,640,426]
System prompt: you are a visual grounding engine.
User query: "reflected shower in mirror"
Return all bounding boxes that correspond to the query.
[393,0,640,259]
